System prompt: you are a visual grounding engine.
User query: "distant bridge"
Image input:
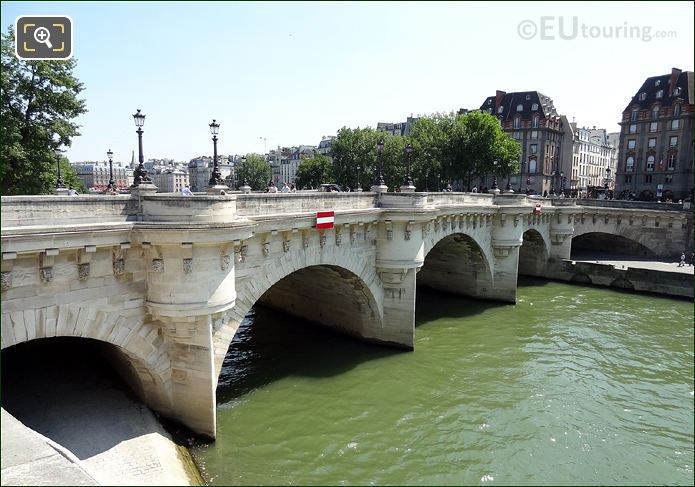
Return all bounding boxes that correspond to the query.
[1,191,690,438]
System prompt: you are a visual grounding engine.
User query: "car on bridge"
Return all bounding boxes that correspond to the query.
[318,184,343,192]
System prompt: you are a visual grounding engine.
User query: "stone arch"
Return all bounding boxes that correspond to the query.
[570,273,592,284]
[519,228,550,277]
[570,231,657,258]
[418,232,494,300]
[610,278,634,290]
[212,246,384,380]
[0,305,172,415]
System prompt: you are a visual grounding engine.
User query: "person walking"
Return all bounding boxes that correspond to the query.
[678,251,686,267]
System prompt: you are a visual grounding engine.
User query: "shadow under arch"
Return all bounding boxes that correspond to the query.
[1,337,171,460]
[214,261,392,390]
[417,232,494,300]
[571,232,657,258]
[519,228,549,277]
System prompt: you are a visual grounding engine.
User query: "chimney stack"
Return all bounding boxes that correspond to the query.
[495,90,506,111]
[669,67,682,96]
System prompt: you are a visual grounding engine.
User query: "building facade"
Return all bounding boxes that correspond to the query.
[570,126,617,194]
[152,168,189,193]
[187,156,233,192]
[376,116,418,137]
[616,68,694,201]
[479,91,571,195]
[73,162,132,189]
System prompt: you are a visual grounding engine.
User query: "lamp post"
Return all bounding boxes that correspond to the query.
[356,165,362,191]
[490,161,500,194]
[239,156,251,193]
[107,149,114,191]
[131,109,152,186]
[208,119,223,186]
[401,144,415,192]
[371,139,387,192]
[54,148,64,189]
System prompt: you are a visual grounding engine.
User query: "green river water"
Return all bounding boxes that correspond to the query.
[191,278,694,485]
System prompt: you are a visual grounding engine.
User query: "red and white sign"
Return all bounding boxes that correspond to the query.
[316,211,335,229]
[533,202,542,215]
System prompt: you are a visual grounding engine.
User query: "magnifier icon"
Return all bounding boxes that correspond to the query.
[33,27,53,49]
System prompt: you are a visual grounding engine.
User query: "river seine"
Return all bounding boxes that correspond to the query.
[191,278,694,485]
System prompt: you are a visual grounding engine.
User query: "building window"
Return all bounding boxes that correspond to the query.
[674,87,682,96]
[670,136,678,147]
[530,130,538,139]
[656,90,663,99]
[513,117,521,129]
[631,110,638,121]
[649,122,657,132]
[671,119,679,130]
[487,108,492,114]
[532,103,538,110]
[646,155,655,171]
[530,144,537,154]
[665,175,673,184]
[655,80,661,87]
[645,174,653,183]
[513,131,521,139]
[652,106,660,119]
[516,104,523,112]
[638,93,646,101]
[673,104,681,116]
[629,124,637,133]
[532,116,539,128]
[626,156,634,172]
[628,139,636,149]
[498,106,504,114]
[668,153,676,170]
[625,175,632,183]
[648,138,656,148]
[525,95,531,100]
[529,158,537,174]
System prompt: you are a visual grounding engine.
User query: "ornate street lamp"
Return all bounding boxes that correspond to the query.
[491,161,499,191]
[208,119,223,186]
[131,109,151,186]
[107,149,114,190]
[403,144,414,188]
[54,148,64,189]
[356,165,361,191]
[374,139,385,187]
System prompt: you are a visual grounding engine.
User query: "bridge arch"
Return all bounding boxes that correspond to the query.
[519,229,550,276]
[418,231,494,299]
[0,310,173,415]
[571,231,657,258]
[212,246,385,380]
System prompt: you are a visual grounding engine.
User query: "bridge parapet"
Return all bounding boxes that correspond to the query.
[0,195,138,227]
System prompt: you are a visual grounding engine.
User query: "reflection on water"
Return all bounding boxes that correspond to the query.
[192,278,694,485]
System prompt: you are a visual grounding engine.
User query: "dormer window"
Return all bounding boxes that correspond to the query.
[486,108,492,114]
[487,99,492,105]
[638,93,647,101]
[673,87,682,96]
[498,106,504,114]
[516,104,523,112]
[656,90,664,99]
[532,116,539,129]
[525,95,531,100]
[655,80,661,87]
[531,103,538,110]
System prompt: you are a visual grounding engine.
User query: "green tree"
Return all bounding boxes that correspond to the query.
[295,154,334,189]
[235,153,271,191]
[331,127,380,189]
[1,26,87,195]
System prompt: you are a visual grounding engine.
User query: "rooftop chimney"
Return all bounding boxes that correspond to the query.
[669,67,682,96]
[495,90,506,111]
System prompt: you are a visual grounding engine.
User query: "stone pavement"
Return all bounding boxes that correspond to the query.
[1,408,97,486]
[571,252,695,275]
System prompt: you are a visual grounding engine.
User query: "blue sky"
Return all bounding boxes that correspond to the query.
[2,1,693,163]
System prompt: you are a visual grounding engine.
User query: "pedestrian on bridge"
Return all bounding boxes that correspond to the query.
[678,252,686,267]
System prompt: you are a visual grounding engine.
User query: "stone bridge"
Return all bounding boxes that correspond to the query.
[1,191,690,439]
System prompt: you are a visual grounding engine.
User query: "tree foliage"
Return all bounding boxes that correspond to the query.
[295,154,334,189]
[235,153,271,190]
[329,111,521,191]
[1,26,87,195]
